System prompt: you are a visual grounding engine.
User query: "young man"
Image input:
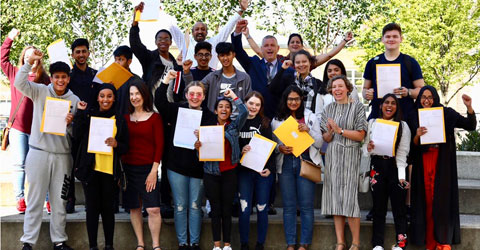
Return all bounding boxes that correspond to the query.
[113,45,145,115]
[201,42,251,118]
[362,23,425,120]
[66,38,99,213]
[16,50,79,250]
[231,20,283,119]
[173,41,215,102]
[167,0,249,69]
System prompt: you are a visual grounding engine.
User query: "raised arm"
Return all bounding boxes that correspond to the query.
[313,32,353,68]
[1,29,20,84]
[210,0,248,45]
[231,19,252,72]
[129,3,152,66]
[455,94,477,131]
[14,50,44,100]
[154,70,178,123]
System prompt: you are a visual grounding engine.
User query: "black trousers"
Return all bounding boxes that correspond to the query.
[204,169,237,243]
[371,156,407,247]
[85,171,115,248]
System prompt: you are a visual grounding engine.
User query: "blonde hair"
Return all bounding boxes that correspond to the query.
[186,81,206,95]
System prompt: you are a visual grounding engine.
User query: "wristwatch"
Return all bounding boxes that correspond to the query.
[340,129,344,135]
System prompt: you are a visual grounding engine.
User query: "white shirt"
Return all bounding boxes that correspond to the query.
[168,13,241,69]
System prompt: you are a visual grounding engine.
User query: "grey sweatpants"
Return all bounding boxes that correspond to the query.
[21,147,73,245]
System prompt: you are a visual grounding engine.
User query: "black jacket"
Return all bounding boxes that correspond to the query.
[73,109,129,184]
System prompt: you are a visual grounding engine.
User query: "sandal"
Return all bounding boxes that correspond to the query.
[135,246,145,250]
[349,243,360,250]
[152,247,162,250]
[287,245,295,250]
[335,243,346,250]
[299,244,308,250]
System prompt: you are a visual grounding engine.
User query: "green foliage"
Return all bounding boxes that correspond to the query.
[457,126,480,152]
[256,0,376,55]
[355,0,480,105]
[1,0,131,68]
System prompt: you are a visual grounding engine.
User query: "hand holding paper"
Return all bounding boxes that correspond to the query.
[240,134,277,172]
[418,107,446,144]
[199,125,225,161]
[273,116,314,157]
[40,97,71,136]
[376,64,401,98]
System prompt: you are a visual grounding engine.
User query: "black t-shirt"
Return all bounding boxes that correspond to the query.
[238,115,275,172]
[363,53,423,120]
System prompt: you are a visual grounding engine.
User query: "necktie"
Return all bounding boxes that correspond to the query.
[266,62,273,83]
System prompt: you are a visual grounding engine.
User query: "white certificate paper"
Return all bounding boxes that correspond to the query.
[371,119,399,157]
[87,117,115,155]
[376,64,401,98]
[199,125,224,161]
[40,97,71,136]
[174,108,202,149]
[240,134,277,172]
[140,0,160,21]
[419,107,446,144]
[47,39,72,68]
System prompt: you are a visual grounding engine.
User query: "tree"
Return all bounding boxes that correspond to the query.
[1,0,131,69]
[355,0,480,105]
[256,0,375,55]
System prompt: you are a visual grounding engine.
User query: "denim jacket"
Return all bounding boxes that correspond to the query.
[203,98,248,175]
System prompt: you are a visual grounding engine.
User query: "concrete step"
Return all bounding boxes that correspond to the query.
[2,207,480,250]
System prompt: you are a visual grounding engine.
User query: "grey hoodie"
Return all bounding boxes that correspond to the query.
[14,63,80,154]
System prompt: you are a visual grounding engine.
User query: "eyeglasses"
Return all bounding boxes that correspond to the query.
[195,53,211,58]
[287,97,301,103]
[420,96,434,100]
[188,92,203,98]
[156,38,171,42]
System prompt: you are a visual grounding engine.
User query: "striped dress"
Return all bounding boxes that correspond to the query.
[320,100,367,217]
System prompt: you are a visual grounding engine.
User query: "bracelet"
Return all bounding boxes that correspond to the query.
[247,35,252,40]
[343,39,348,43]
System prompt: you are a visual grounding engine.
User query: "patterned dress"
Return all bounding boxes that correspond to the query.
[320,100,367,217]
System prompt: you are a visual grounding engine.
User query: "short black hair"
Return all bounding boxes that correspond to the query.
[382,23,402,36]
[113,45,133,60]
[215,42,235,55]
[155,29,172,40]
[195,41,212,54]
[49,62,71,76]
[71,38,90,52]
[287,33,304,46]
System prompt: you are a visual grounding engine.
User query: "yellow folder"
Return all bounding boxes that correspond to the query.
[96,62,133,89]
[273,116,314,157]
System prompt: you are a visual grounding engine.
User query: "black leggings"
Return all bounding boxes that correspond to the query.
[204,169,237,243]
[85,171,115,248]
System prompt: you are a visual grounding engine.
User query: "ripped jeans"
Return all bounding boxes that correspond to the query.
[238,167,274,244]
[167,169,204,245]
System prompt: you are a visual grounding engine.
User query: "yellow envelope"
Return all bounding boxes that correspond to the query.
[96,62,133,89]
[40,97,71,136]
[273,116,314,157]
[375,119,400,156]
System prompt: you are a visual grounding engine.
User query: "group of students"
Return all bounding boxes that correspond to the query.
[2,1,477,250]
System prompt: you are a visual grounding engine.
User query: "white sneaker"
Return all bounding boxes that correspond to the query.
[391,247,402,250]
[223,246,232,250]
[373,246,384,250]
[212,247,221,250]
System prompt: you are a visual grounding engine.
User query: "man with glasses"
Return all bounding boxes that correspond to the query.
[167,0,250,69]
[362,23,425,121]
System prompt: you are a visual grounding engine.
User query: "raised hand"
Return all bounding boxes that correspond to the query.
[132,2,145,26]
[77,101,87,110]
[242,26,250,37]
[240,0,249,11]
[8,28,20,40]
[282,60,293,69]
[416,126,427,137]
[462,94,472,108]
[344,31,353,42]
[28,49,43,65]
[163,70,177,84]
[183,59,193,74]
[224,89,238,100]
[235,19,248,34]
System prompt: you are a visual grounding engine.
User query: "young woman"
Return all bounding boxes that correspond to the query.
[238,91,275,250]
[320,75,367,250]
[242,28,353,69]
[269,50,327,117]
[73,84,129,250]
[1,29,50,213]
[408,86,476,250]
[322,59,359,102]
[363,94,411,250]
[122,82,164,250]
[154,71,216,250]
[271,86,323,250]
[195,89,248,250]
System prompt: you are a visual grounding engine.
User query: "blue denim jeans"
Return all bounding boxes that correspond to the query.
[238,167,274,244]
[9,128,29,200]
[167,169,204,245]
[279,154,316,245]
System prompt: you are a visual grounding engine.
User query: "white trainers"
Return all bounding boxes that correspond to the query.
[391,247,403,250]
[373,246,384,250]
[223,246,232,250]
[212,247,221,250]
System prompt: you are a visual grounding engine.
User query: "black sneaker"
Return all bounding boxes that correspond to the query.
[66,199,75,214]
[89,247,99,250]
[255,243,264,250]
[53,242,73,250]
[241,243,249,250]
[22,243,33,250]
[366,209,373,221]
[190,243,200,250]
[267,205,277,215]
[104,246,114,250]
[178,244,190,250]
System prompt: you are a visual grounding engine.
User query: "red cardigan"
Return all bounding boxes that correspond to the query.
[122,112,164,165]
[1,38,49,134]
